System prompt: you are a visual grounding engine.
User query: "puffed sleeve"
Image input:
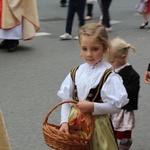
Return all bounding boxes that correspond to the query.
[101,72,129,108]
[57,73,74,100]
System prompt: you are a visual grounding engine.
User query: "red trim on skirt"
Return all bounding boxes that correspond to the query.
[145,0,150,14]
[115,130,132,140]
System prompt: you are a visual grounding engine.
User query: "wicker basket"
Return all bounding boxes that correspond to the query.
[43,100,94,150]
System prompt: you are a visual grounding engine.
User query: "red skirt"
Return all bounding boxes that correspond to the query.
[145,0,150,14]
[115,130,132,140]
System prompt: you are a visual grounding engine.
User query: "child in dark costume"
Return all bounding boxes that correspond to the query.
[107,37,140,150]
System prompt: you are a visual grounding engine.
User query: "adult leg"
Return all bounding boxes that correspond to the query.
[65,0,76,35]
[85,3,93,20]
[77,0,86,27]
[99,0,112,28]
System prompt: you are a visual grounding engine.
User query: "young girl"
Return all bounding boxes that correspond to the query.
[107,37,140,150]
[57,23,128,150]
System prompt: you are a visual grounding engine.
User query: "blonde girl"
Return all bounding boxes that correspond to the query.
[58,23,128,150]
[107,37,140,150]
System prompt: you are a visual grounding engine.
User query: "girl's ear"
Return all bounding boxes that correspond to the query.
[122,54,126,60]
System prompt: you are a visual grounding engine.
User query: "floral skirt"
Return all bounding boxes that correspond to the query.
[90,115,118,150]
[111,110,135,132]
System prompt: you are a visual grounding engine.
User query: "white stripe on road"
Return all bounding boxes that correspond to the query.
[36,32,52,37]
[110,20,122,24]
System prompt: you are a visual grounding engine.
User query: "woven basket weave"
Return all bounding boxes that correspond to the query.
[43,100,94,150]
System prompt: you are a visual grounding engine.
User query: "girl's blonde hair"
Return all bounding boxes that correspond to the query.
[78,23,109,51]
[108,37,136,62]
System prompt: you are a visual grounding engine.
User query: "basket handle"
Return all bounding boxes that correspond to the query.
[43,100,78,125]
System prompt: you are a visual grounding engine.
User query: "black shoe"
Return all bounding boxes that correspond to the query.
[60,0,67,7]
[7,40,19,52]
[0,40,10,49]
[140,21,148,29]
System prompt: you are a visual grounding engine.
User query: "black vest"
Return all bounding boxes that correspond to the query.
[70,66,112,103]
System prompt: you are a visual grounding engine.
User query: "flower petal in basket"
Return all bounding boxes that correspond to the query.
[68,105,94,136]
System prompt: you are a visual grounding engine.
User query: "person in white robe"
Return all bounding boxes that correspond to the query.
[0,0,40,52]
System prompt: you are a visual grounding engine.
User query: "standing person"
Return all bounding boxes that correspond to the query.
[97,0,112,31]
[107,37,140,150]
[0,0,40,52]
[144,63,150,83]
[136,0,150,29]
[58,23,129,150]
[60,0,86,40]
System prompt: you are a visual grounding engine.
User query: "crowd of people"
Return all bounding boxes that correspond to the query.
[59,0,113,40]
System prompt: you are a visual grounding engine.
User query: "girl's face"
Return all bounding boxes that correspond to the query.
[79,35,106,65]
[108,51,126,69]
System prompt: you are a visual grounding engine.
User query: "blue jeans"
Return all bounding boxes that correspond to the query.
[65,0,86,34]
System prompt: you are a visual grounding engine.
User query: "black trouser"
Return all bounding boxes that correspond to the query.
[65,0,86,34]
[98,0,112,28]
[86,3,93,17]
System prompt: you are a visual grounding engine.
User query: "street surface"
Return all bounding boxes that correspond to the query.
[0,0,150,149]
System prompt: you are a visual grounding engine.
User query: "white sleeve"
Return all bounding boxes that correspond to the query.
[60,102,72,124]
[101,72,129,108]
[57,73,74,100]
[93,102,120,115]
[57,73,74,124]
[93,72,128,115]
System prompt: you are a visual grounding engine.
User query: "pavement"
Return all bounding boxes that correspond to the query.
[0,0,150,149]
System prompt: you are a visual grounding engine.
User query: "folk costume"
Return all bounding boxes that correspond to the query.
[111,63,140,150]
[0,0,40,52]
[57,60,128,150]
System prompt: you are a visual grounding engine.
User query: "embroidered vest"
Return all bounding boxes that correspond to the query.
[70,66,112,102]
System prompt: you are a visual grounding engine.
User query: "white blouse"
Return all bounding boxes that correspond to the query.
[57,60,128,124]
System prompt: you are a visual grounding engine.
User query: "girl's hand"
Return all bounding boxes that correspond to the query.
[59,122,69,134]
[76,100,94,113]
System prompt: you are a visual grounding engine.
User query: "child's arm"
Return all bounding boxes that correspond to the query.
[57,73,74,125]
[92,73,128,115]
[59,122,69,134]
[76,100,94,113]
[76,100,120,114]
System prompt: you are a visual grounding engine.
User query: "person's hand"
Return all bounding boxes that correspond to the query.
[144,71,150,83]
[76,100,94,113]
[59,122,69,134]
